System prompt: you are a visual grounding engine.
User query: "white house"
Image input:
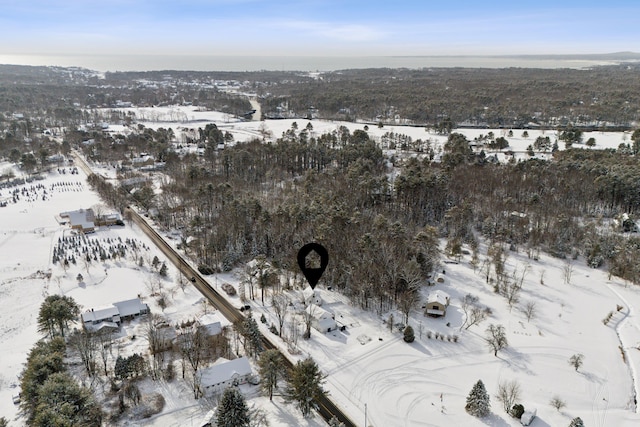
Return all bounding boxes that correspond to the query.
[425,290,450,317]
[200,357,252,395]
[302,287,322,306]
[81,298,149,328]
[306,305,337,333]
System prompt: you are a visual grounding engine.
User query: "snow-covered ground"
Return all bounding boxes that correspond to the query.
[2,109,640,426]
[102,105,633,162]
[0,163,324,426]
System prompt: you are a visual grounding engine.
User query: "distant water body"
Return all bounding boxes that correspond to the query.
[0,53,629,73]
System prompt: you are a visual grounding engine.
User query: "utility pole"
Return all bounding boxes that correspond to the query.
[365,403,367,427]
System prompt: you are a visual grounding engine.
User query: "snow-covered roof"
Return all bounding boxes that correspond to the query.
[427,290,450,306]
[305,305,334,320]
[60,208,95,230]
[201,321,222,336]
[521,408,537,425]
[85,321,119,332]
[81,306,120,323]
[200,357,252,386]
[113,298,148,317]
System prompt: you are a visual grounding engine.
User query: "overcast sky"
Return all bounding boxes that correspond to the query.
[1,0,638,58]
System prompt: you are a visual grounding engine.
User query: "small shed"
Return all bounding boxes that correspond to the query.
[200,357,252,395]
[520,408,536,425]
[425,290,450,317]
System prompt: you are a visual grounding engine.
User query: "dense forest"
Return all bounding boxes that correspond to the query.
[258,65,640,127]
[78,122,640,315]
[2,63,640,314]
[2,63,640,131]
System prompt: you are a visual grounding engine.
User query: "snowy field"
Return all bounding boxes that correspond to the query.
[0,162,324,426]
[2,109,640,426]
[103,105,634,162]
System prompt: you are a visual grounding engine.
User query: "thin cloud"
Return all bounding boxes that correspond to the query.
[281,20,387,42]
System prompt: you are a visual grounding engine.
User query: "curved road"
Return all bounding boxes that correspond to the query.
[73,151,357,426]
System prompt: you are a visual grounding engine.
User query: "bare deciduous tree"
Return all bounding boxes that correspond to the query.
[460,294,489,330]
[496,380,521,412]
[550,395,566,411]
[568,353,584,371]
[563,260,574,285]
[271,293,290,337]
[144,314,170,380]
[521,301,537,323]
[69,329,97,377]
[485,324,508,356]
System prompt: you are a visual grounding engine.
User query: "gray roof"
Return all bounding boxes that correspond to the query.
[201,321,222,336]
[81,298,148,323]
[81,306,120,323]
[113,298,149,317]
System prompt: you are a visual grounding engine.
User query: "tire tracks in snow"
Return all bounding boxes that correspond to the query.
[605,283,639,414]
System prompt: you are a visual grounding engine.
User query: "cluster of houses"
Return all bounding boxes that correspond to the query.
[81,298,254,395]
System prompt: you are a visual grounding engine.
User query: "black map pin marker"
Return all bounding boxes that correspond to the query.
[297,242,329,290]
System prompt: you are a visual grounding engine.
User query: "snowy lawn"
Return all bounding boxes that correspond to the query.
[2,112,640,426]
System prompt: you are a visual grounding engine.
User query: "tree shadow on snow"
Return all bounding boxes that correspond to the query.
[478,413,512,426]
[406,339,434,356]
[501,347,535,375]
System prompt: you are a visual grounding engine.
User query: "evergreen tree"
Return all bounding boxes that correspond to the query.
[403,325,415,343]
[216,387,250,427]
[285,357,327,417]
[37,295,80,338]
[32,372,103,427]
[242,316,263,357]
[510,403,525,419]
[159,262,168,277]
[569,417,584,427]
[20,338,67,420]
[257,349,284,400]
[465,379,490,417]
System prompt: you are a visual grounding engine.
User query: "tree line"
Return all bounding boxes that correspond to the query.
[83,125,640,320]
